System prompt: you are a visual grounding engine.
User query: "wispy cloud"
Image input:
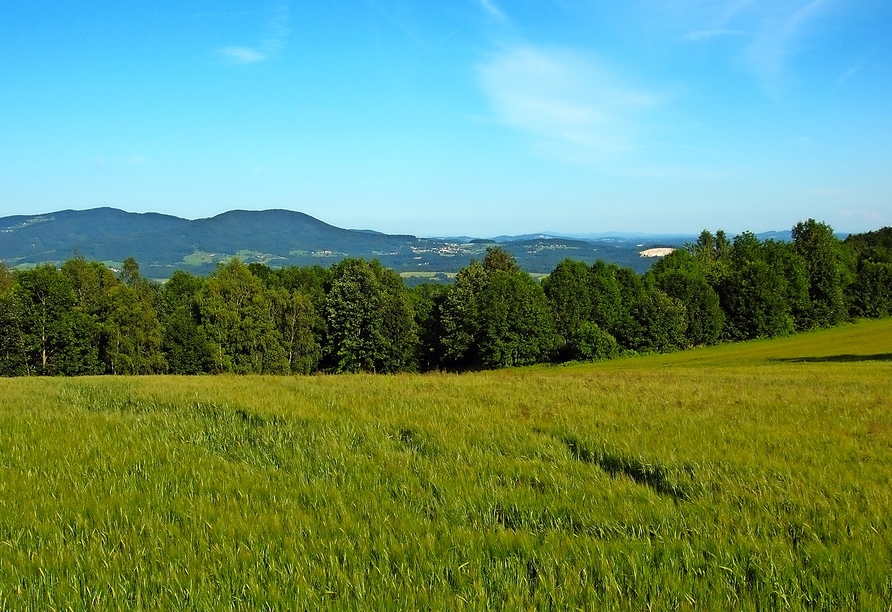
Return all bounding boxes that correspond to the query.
[221,47,267,63]
[219,4,291,64]
[742,0,829,90]
[684,29,746,41]
[477,0,506,21]
[423,28,461,55]
[662,0,840,93]
[836,61,863,87]
[477,46,662,158]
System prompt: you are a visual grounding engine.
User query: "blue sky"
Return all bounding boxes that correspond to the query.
[1,0,890,236]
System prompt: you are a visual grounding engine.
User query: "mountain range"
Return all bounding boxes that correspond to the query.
[0,207,706,280]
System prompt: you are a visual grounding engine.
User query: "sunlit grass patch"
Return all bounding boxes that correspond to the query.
[0,319,891,609]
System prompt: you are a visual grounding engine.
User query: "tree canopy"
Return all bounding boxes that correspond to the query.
[0,219,887,377]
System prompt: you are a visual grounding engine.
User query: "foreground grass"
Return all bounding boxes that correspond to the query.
[1,320,890,610]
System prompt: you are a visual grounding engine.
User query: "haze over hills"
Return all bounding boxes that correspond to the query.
[1,207,706,280]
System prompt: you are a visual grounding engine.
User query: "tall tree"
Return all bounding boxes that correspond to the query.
[60,256,117,370]
[792,219,846,328]
[0,267,28,376]
[608,264,647,350]
[849,258,892,318]
[543,259,592,360]
[651,250,724,346]
[482,246,521,274]
[762,240,810,331]
[408,283,448,371]
[105,283,166,374]
[324,258,416,373]
[372,261,418,373]
[269,287,321,374]
[13,265,100,375]
[629,288,688,353]
[160,270,213,374]
[0,262,14,295]
[476,270,557,368]
[719,233,794,340]
[199,259,288,374]
[438,261,487,368]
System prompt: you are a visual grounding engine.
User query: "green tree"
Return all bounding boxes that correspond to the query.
[60,256,118,370]
[543,259,592,360]
[161,270,206,317]
[269,265,330,350]
[763,240,810,331]
[570,321,619,361]
[160,271,213,374]
[651,250,724,346]
[438,261,487,368]
[0,268,28,376]
[13,265,100,375]
[482,246,521,274]
[324,258,385,373]
[408,283,448,371]
[629,288,688,353]
[199,259,288,374]
[0,262,14,294]
[849,258,892,318]
[162,305,214,374]
[542,258,632,361]
[373,261,418,373]
[476,270,557,368]
[587,261,627,338]
[719,233,794,340]
[440,249,557,369]
[691,229,732,288]
[324,259,416,373]
[269,287,322,374]
[105,283,166,374]
[608,265,647,350]
[792,219,846,328]
[119,256,141,287]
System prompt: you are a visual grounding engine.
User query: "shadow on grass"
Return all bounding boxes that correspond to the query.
[772,353,892,363]
[562,436,694,501]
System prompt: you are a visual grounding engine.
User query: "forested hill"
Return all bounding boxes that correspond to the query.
[0,208,687,278]
[0,208,417,271]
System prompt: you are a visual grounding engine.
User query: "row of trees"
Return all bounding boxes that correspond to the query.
[0,220,889,376]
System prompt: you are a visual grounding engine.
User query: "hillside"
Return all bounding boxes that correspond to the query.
[0,208,686,278]
[0,319,889,609]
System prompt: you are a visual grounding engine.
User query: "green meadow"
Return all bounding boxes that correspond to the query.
[1,319,890,610]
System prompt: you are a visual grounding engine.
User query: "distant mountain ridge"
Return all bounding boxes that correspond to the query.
[0,207,701,279]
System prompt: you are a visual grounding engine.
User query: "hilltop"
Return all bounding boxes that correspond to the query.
[0,208,687,279]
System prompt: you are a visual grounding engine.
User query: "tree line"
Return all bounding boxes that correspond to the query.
[0,219,889,377]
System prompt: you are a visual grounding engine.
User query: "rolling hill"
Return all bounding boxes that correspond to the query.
[0,207,688,279]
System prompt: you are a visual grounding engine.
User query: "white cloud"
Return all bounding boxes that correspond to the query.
[221,46,267,63]
[219,4,291,64]
[684,29,746,41]
[477,0,506,21]
[742,0,829,89]
[477,46,662,157]
[658,0,842,93]
[836,61,863,87]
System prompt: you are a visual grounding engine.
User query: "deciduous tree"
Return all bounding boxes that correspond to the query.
[792,219,846,328]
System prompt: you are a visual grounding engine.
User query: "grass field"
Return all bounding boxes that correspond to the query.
[1,319,890,610]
